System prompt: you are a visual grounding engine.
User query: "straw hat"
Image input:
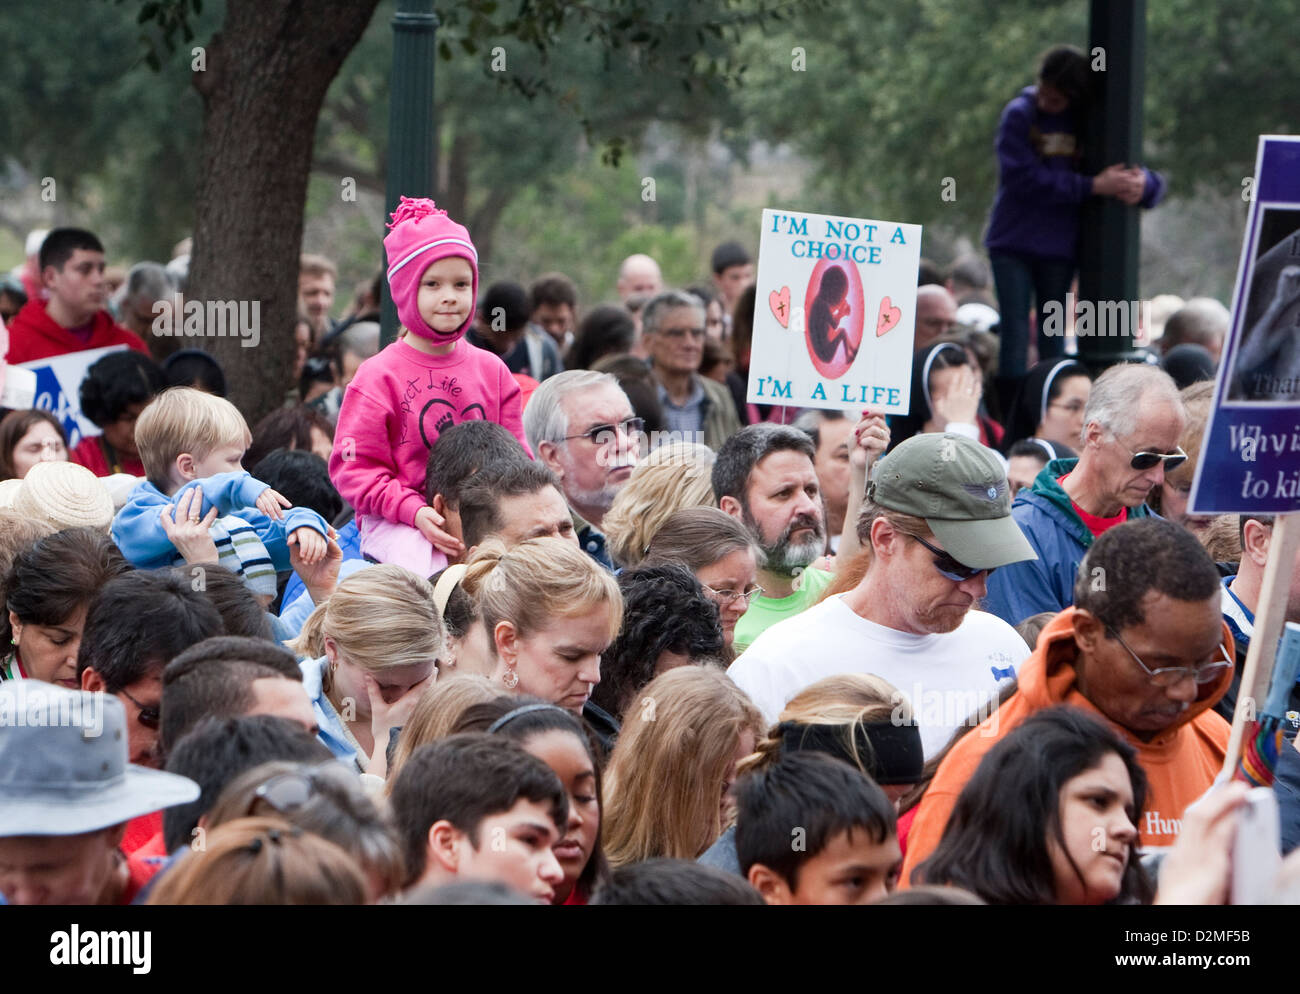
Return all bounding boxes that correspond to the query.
[11,461,115,532]
[0,478,22,508]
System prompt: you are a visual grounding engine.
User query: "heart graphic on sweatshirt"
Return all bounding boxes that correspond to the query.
[876,296,902,337]
[769,287,791,328]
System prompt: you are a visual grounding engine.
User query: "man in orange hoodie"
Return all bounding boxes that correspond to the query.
[902,517,1235,884]
[5,228,148,365]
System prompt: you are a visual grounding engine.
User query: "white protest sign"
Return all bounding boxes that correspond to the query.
[747,208,922,414]
[18,345,128,445]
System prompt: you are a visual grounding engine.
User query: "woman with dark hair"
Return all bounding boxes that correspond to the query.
[1001,357,1091,454]
[245,405,335,471]
[73,350,167,477]
[590,563,724,720]
[0,527,132,684]
[0,409,69,481]
[565,306,635,371]
[454,694,610,906]
[887,342,1004,452]
[911,706,1152,905]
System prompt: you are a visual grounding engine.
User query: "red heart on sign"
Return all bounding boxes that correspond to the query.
[877,296,902,337]
[769,287,791,328]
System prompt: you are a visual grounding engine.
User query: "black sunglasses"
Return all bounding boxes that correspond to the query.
[908,534,995,583]
[118,686,160,730]
[1119,441,1187,472]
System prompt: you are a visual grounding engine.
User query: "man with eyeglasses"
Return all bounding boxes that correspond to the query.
[525,370,641,570]
[728,432,1035,756]
[902,518,1235,881]
[983,362,1186,627]
[642,290,741,451]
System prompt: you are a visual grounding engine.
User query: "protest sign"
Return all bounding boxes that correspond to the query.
[747,208,922,414]
[1190,135,1300,515]
[1188,135,1300,784]
[18,345,127,446]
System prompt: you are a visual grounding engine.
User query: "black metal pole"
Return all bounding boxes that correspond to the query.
[1077,0,1147,370]
[381,0,438,348]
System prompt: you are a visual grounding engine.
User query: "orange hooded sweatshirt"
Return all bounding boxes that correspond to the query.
[901,607,1234,886]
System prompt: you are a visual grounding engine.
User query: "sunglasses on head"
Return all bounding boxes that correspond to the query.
[908,534,995,583]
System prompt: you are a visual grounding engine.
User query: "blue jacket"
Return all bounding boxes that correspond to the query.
[112,471,328,571]
[982,458,1153,626]
[985,86,1165,263]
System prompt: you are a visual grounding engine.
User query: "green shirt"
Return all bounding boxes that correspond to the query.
[732,567,834,656]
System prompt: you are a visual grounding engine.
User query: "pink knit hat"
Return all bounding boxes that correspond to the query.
[383,196,479,343]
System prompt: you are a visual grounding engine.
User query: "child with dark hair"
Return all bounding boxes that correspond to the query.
[423,418,532,555]
[591,563,725,721]
[388,732,568,902]
[454,696,610,905]
[73,350,167,477]
[735,750,901,905]
[162,349,228,397]
[252,450,344,526]
[589,859,765,906]
[911,706,1152,905]
[0,410,68,481]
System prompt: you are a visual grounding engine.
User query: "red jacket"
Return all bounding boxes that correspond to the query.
[5,300,147,365]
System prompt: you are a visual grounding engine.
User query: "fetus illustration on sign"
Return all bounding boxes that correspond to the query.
[803,258,865,379]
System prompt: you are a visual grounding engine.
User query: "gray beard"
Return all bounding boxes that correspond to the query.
[744,508,825,577]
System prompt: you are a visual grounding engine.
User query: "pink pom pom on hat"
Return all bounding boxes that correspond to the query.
[383,196,479,343]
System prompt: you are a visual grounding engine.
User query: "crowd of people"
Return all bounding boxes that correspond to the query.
[0,43,1295,909]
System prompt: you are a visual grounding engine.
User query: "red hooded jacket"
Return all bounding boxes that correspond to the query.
[5,300,147,365]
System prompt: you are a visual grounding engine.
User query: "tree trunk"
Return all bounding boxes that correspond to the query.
[188,0,380,424]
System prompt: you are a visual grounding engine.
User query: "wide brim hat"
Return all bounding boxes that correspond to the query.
[12,460,115,532]
[0,681,198,837]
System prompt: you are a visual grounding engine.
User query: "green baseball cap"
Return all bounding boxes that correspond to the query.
[865,433,1037,570]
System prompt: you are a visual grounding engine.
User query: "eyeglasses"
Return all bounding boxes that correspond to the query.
[1114,437,1188,473]
[1107,628,1233,687]
[908,534,995,583]
[562,416,645,445]
[701,583,765,607]
[118,687,160,730]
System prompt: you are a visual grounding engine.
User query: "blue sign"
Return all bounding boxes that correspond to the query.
[1190,136,1300,514]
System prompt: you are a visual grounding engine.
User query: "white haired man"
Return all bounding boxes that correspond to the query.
[983,363,1186,626]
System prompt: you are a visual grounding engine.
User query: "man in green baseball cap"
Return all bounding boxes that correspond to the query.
[729,433,1036,758]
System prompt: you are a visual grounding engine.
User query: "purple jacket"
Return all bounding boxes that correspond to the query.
[984,86,1165,263]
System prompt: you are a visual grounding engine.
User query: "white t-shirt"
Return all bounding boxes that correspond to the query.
[726,594,1030,758]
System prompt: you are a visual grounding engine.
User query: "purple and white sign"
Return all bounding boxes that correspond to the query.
[1190,136,1300,514]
